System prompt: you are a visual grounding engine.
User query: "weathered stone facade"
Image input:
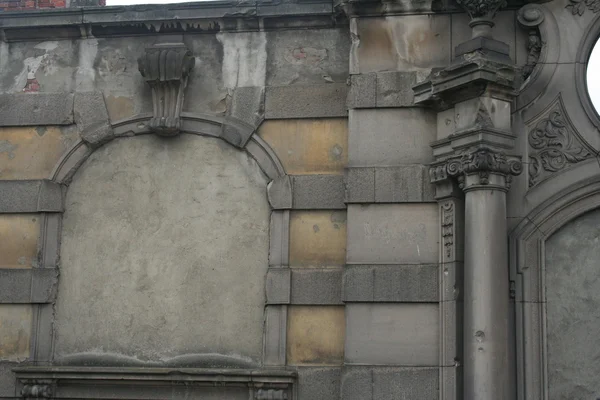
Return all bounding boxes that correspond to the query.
[1,0,600,398]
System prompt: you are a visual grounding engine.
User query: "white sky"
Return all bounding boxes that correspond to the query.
[588,39,600,113]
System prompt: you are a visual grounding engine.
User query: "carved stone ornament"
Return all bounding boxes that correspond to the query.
[430,147,522,191]
[20,380,53,399]
[441,202,454,259]
[528,96,595,187]
[566,0,600,15]
[255,388,289,399]
[456,0,507,37]
[138,43,195,136]
[517,5,544,80]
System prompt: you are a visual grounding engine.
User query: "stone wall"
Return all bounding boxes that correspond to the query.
[1,0,600,399]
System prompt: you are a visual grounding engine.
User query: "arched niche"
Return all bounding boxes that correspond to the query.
[510,177,600,400]
[46,113,289,367]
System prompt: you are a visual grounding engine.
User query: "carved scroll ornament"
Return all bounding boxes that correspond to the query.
[138,43,195,137]
[528,98,594,187]
[566,0,600,15]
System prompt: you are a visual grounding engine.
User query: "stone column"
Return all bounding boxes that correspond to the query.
[415,0,523,393]
[449,149,521,399]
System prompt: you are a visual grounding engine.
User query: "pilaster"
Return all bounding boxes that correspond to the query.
[414,1,523,398]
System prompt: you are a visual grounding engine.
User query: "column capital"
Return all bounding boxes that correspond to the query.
[430,147,522,192]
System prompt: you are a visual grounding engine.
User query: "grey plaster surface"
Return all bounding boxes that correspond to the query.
[345,303,439,365]
[545,207,600,400]
[56,134,270,362]
[0,362,17,398]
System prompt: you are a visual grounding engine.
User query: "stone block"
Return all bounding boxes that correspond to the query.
[340,367,372,400]
[353,15,451,73]
[292,175,345,209]
[451,11,516,60]
[454,97,511,132]
[265,84,348,119]
[263,305,287,366]
[0,214,39,269]
[265,29,350,86]
[345,303,439,365]
[0,268,57,303]
[266,268,291,304]
[258,119,348,175]
[268,175,293,209]
[289,211,347,267]
[345,167,375,203]
[291,268,343,305]
[287,306,345,365]
[0,180,62,213]
[437,108,455,141]
[269,211,290,267]
[348,109,436,167]
[343,264,438,302]
[347,74,377,108]
[0,362,17,398]
[0,93,74,126]
[376,71,416,107]
[372,367,438,400]
[227,86,265,128]
[347,204,439,264]
[374,166,435,202]
[297,367,341,400]
[73,92,110,129]
[0,126,79,180]
[0,305,31,361]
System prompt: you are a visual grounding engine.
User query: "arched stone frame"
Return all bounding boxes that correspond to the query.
[509,169,600,400]
[29,112,294,369]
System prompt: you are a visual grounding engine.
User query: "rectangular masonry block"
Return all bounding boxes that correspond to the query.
[292,175,345,209]
[348,108,436,167]
[263,305,287,366]
[291,268,343,305]
[0,268,57,303]
[297,367,341,400]
[0,214,39,269]
[266,268,291,304]
[0,126,79,180]
[0,93,74,126]
[258,119,348,175]
[352,15,451,73]
[347,204,439,264]
[0,180,63,213]
[345,166,434,203]
[265,84,348,119]
[343,264,438,302]
[0,305,32,361]
[287,306,345,365]
[289,211,346,267]
[345,303,439,365]
[341,367,438,400]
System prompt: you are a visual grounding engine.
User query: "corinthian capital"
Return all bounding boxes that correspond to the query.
[138,43,195,137]
[456,0,507,38]
[431,147,522,192]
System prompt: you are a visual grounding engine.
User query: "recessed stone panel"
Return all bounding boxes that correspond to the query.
[259,119,348,175]
[0,126,79,180]
[345,303,439,365]
[545,208,600,400]
[0,214,39,269]
[55,134,270,362]
[0,305,32,361]
[289,211,347,267]
[287,306,345,365]
[348,109,436,167]
[347,204,439,264]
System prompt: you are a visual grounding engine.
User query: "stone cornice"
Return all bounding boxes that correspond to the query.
[431,147,522,191]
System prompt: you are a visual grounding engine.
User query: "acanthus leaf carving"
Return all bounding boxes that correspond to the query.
[566,0,600,16]
[138,43,195,137]
[20,380,53,399]
[528,96,595,187]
